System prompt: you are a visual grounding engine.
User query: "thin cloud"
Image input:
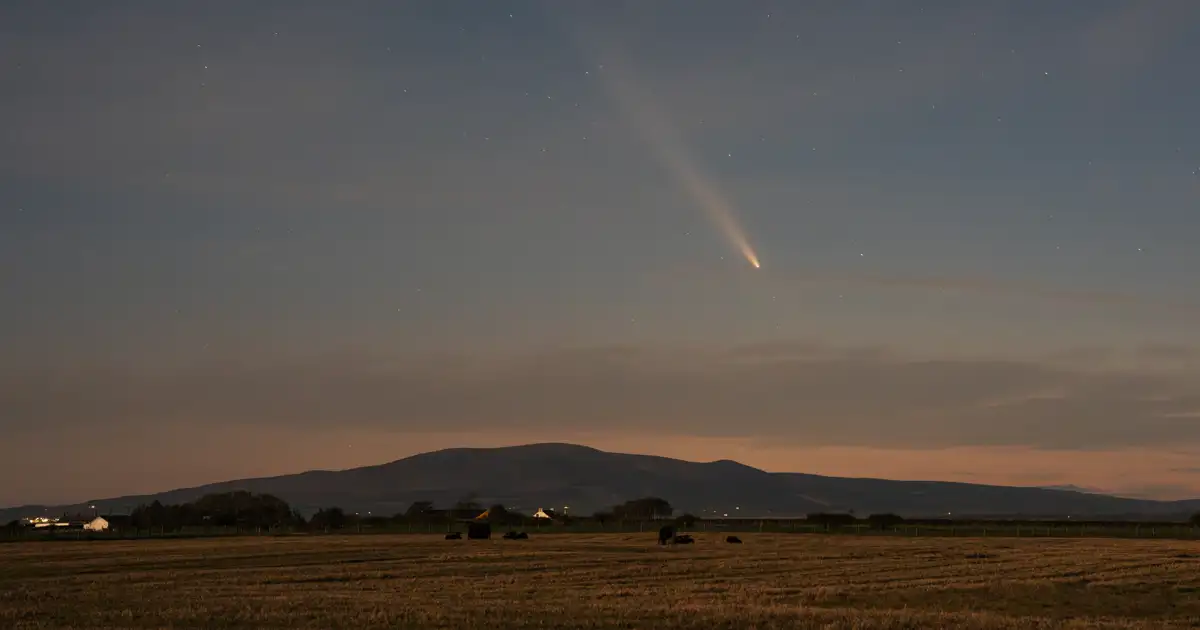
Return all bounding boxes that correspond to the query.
[648,265,1200,316]
[4,343,1199,451]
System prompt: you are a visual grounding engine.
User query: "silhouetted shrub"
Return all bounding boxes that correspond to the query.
[675,513,699,527]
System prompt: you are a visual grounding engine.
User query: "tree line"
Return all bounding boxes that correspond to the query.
[8,494,1200,536]
[310,496,683,531]
[1,494,688,534]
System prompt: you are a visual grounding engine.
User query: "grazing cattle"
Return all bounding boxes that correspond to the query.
[672,534,695,544]
[502,530,529,540]
[725,536,742,544]
[445,532,462,540]
[658,525,677,545]
[515,532,528,539]
[467,522,491,540]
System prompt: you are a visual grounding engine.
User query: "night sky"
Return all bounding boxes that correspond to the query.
[3,1,1200,507]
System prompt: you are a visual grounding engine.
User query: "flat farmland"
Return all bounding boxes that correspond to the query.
[3,533,1200,629]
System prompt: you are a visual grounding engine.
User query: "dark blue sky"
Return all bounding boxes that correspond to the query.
[2,1,1199,506]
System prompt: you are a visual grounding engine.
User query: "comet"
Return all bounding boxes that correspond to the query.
[587,46,763,270]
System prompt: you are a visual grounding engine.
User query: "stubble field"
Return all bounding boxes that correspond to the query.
[2,533,1200,629]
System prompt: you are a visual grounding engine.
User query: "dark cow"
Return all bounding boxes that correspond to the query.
[467,522,491,540]
[445,532,462,540]
[672,534,695,544]
[502,531,529,540]
[658,525,677,545]
[725,536,742,544]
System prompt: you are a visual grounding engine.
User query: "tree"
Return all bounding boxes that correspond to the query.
[124,492,297,533]
[405,501,435,519]
[485,504,511,524]
[675,513,699,527]
[612,497,673,520]
[189,491,293,530]
[310,507,347,531]
[1190,512,1200,527]
[451,499,483,520]
[131,500,170,532]
[592,511,613,526]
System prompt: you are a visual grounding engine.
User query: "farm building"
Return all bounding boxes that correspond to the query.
[83,517,109,531]
[23,517,70,529]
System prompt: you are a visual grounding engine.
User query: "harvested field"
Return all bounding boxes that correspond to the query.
[3,533,1200,629]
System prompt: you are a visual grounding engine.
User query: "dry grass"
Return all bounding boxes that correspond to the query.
[3,533,1200,629]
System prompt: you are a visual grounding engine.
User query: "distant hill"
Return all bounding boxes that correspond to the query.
[1038,484,1109,494]
[4,443,1199,522]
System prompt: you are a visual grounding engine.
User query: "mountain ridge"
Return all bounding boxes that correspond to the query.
[4,442,1199,522]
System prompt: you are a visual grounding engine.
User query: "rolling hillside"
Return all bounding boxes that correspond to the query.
[4,443,1199,522]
